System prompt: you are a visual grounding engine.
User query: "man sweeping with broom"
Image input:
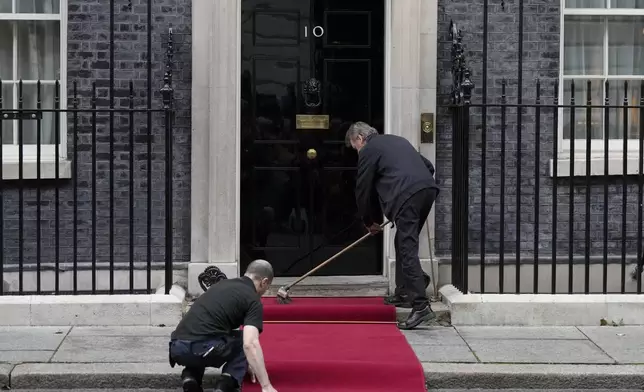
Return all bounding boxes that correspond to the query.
[346,121,440,330]
[169,260,278,392]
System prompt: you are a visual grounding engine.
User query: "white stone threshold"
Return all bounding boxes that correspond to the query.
[440,284,644,326]
[265,275,390,297]
[0,285,185,327]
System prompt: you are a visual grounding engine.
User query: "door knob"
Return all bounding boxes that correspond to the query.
[306,148,317,160]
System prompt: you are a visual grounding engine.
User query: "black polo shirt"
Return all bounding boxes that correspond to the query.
[171,276,264,341]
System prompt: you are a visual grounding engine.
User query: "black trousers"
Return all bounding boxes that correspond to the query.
[169,331,247,387]
[393,188,437,310]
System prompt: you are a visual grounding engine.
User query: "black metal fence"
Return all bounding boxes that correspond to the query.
[447,21,644,295]
[0,28,175,296]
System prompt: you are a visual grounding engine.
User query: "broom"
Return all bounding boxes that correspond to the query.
[276,221,391,304]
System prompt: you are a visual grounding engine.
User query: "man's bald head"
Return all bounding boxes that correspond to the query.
[244,259,274,295]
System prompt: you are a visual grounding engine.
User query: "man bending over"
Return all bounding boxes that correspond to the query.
[169,259,278,392]
[346,121,440,330]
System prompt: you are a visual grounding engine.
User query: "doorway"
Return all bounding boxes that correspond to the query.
[239,0,386,277]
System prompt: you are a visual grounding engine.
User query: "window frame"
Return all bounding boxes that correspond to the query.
[0,0,68,163]
[558,1,644,158]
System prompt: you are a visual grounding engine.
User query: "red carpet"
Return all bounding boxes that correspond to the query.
[241,297,426,392]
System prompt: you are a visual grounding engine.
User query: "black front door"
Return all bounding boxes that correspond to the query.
[240,0,385,277]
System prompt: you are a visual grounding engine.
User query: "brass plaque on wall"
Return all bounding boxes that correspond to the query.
[420,112,434,144]
[296,114,330,130]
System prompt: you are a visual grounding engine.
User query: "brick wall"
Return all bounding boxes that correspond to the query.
[435,0,642,265]
[1,0,192,278]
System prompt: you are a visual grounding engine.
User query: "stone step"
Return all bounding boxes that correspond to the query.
[184,274,451,324]
[266,275,390,297]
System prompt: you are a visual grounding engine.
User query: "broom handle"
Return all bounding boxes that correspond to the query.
[286,221,391,289]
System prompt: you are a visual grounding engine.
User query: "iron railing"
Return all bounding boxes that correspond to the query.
[446,21,644,295]
[0,27,175,296]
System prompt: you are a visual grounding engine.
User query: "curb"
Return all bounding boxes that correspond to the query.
[424,363,644,389]
[4,362,644,389]
[0,364,11,388]
[6,363,219,389]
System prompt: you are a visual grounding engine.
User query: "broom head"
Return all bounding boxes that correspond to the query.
[275,286,292,304]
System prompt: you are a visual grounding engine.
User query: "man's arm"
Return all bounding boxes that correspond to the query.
[355,148,379,226]
[243,301,274,390]
[419,153,436,176]
[242,325,271,388]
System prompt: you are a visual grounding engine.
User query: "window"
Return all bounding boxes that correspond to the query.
[0,0,66,162]
[561,0,644,155]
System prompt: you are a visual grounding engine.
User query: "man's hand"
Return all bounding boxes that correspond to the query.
[262,385,279,392]
[365,223,382,235]
[248,365,257,383]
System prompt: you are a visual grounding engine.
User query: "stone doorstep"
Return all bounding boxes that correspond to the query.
[439,284,644,326]
[184,297,450,324]
[0,285,186,327]
[4,362,644,390]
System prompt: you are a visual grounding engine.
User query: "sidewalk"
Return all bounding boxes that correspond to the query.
[1,323,644,390]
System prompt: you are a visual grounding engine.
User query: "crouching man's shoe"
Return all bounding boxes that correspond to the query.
[182,375,203,392]
[398,305,436,330]
[214,373,241,392]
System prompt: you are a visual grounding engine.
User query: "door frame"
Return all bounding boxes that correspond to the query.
[235,0,393,280]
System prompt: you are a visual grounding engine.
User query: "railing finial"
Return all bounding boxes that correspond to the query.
[449,20,475,105]
[161,27,174,110]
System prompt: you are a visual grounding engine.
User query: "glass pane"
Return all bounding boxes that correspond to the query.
[608,16,644,75]
[16,20,60,80]
[564,16,604,75]
[0,0,11,13]
[562,79,604,140]
[17,0,59,13]
[1,83,14,144]
[18,83,56,144]
[611,0,644,8]
[565,0,605,7]
[607,80,643,139]
[0,21,12,80]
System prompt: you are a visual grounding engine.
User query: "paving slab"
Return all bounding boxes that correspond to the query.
[422,363,644,389]
[402,327,467,346]
[0,350,55,362]
[579,326,644,364]
[67,326,174,337]
[51,336,168,363]
[0,326,70,351]
[466,339,615,364]
[0,364,13,387]
[455,326,587,340]
[412,344,478,363]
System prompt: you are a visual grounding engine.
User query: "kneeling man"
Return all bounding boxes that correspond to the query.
[169,259,278,392]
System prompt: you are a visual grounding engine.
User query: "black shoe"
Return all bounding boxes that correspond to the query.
[384,294,412,308]
[398,305,436,330]
[214,373,240,392]
[182,375,203,392]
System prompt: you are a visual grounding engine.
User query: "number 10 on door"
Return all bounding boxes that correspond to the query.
[304,25,324,38]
